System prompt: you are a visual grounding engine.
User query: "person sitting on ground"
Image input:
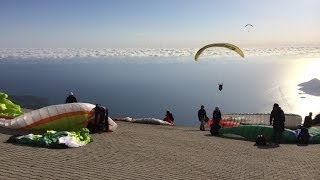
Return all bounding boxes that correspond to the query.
[211,106,222,136]
[297,125,310,145]
[198,105,208,131]
[65,92,77,103]
[303,112,313,128]
[163,110,174,124]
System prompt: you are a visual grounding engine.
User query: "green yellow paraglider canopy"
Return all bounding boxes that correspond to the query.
[194,43,245,61]
[0,92,23,119]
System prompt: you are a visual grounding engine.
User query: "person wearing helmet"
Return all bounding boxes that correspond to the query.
[65,91,78,103]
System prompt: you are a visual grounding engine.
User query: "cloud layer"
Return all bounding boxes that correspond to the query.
[0,46,319,60]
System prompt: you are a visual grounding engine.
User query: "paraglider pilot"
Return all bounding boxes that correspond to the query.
[198,105,208,131]
[303,112,313,128]
[87,104,109,133]
[270,103,285,144]
[218,83,223,91]
[211,107,222,136]
[65,92,77,103]
[163,110,174,124]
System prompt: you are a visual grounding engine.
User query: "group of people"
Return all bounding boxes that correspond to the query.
[198,105,222,135]
[65,91,316,144]
[198,103,315,145]
[270,103,315,145]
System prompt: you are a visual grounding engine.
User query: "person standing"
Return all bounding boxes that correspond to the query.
[198,105,208,131]
[270,103,285,144]
[88,104,109,133]
[211,107,222,135]
[65,92,77,103]
[303,112,313,128]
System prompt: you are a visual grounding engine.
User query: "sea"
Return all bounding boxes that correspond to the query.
[0,47,319,126]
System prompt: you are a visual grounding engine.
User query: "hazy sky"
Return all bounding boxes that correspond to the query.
[0,0,319,48]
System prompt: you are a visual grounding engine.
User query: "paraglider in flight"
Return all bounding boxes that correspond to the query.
[194,43,244,92]
[194,43,245,61]
[218,83,223,91]
[245,24,253,32]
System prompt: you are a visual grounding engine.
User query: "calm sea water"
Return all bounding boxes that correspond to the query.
[1,56,319,126]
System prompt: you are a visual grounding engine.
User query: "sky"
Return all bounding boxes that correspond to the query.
[0,0,319,48]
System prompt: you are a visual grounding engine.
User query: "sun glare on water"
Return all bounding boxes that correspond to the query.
[299,58,320,81]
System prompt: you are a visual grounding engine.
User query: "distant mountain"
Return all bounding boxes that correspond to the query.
[298,78,320,97]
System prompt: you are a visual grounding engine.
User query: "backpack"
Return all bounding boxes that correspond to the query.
[88,104,108,133]
[255,135,267,146]
[297,127,310,144]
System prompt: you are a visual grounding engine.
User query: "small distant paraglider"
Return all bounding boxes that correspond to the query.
[245,24,253,32]
[218,83,223,91]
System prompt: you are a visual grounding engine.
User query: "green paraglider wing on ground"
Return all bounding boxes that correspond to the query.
[308,127,320,143]
[7,128,92,148]
[219,125,297,142]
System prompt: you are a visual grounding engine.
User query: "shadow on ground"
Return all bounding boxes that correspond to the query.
[255,143,280,149]
[0,127,42,135]
[204,134,317,148]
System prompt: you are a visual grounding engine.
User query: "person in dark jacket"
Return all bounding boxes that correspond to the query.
[270,103,285,144]
[198,105,208,131]
[211,106,222,135]
[65,92,77,103]
[87,104,109,133]
[163,110,174,124]
[218,83,223,91]
[303,112,313,128]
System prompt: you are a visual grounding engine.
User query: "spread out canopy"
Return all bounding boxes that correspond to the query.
[0,103,118,132]
[194,43,245,61]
